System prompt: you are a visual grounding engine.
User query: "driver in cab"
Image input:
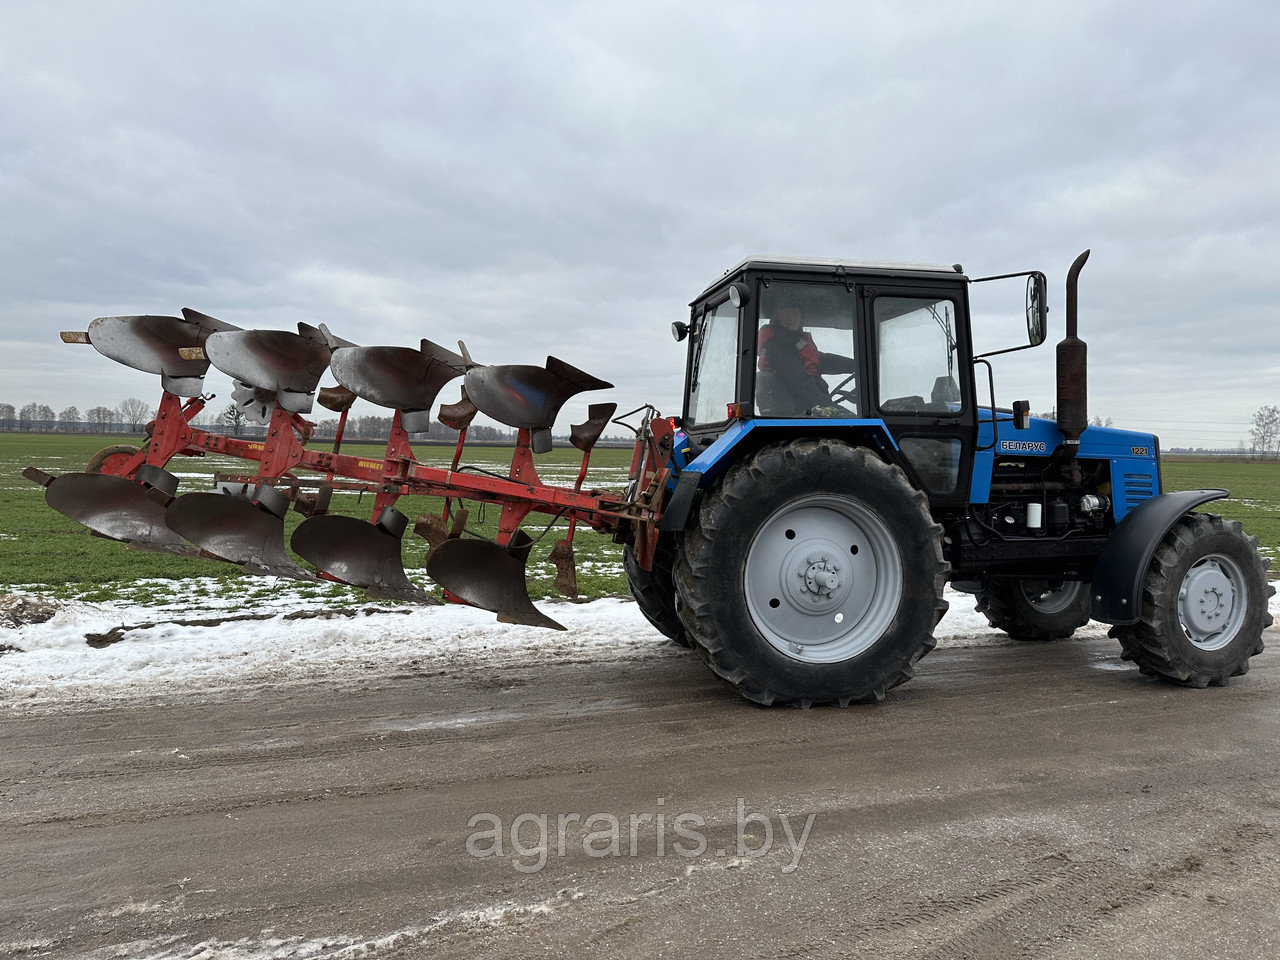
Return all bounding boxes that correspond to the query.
[757,306,857,417]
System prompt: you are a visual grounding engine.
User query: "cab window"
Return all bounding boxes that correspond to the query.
[686,299,740,425]
[874,296,962,416]
[754,283,858,418]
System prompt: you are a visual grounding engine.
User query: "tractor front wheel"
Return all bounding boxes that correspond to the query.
[673,439,948,706]
[975,579,1091,642]
[1111,513,1273,686]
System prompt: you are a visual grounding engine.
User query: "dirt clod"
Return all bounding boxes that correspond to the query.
[0,594,61,629]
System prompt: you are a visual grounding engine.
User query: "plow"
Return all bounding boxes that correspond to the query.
[23,251,1273,706]
[27,310,675,631]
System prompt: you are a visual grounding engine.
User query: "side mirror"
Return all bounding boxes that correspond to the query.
[1026,273,1047,346]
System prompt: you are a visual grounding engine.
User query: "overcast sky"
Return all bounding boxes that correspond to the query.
[2,0,1278,448]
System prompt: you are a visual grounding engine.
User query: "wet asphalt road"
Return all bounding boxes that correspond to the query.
[2,629,1279,959]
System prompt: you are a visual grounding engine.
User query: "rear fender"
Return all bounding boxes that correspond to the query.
[658,419,899,533]
[1090,488,1229,624]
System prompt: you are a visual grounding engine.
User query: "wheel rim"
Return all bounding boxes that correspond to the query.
[1018,580,1082,615]
[744,494,902,664]
[1177,553,1248,651]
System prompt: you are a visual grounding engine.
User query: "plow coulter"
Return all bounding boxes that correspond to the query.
[27,310,675,630]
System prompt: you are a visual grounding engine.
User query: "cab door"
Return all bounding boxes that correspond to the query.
[863,285,977,506]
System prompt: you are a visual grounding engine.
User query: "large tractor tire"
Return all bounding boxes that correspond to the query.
[1110,513,1273,686]
[974,579,1091,642]
[623,535,690,647]
[672,439,949,706]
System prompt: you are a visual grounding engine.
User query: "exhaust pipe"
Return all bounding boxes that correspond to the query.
[1055,249,1091,455]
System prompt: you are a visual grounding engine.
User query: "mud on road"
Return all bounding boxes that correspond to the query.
[3,629,1279,959]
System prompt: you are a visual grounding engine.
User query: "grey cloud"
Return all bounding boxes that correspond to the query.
[1,0,1278,446]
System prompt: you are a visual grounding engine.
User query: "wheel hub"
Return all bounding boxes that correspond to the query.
[744,495,902,664]
[795,550,846,609]
[1176,554,1248,651]
[1180,563,1236,637]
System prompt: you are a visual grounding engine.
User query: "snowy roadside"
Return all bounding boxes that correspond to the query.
[8,580,1263,710]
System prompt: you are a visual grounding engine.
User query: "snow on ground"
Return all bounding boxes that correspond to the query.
[5,583,1273,710]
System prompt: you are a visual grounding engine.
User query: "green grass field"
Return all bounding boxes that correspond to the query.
[0,434,636,608]
[1,435,1276,611]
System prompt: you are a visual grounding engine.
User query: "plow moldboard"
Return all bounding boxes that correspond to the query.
[291,514,437,604]
[45,473,201,557]
[165,492,319,581]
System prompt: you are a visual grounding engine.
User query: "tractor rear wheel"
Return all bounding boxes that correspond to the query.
[86,444,140,476]
[672,439,948,706]
[623,535,689,647]
[974,579,1090,641]
[1110,513,1272,686]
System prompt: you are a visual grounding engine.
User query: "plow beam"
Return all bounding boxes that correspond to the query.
[462,347,612,454]
[65,312,239,397]
[41,471,201,557]
[202,322,332,414]
[291,507,437,604]
[327,337,465,434]
[425,531,566,630]
[165,485,320,581]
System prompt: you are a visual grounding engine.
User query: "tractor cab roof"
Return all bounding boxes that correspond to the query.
[695,256,968,304]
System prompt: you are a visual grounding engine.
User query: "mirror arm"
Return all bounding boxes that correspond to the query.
[970,269,1040,283]
[973,341,1039,361]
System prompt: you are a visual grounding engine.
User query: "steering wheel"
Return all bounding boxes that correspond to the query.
[828,373,860,412]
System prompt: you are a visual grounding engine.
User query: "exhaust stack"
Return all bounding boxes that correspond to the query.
[1055,249,1091,454]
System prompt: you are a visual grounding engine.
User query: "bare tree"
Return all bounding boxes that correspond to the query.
[117,397,152,431]
[1250,404,1280,460]
[219,402,246,436]
[0,402,14,429]
[86,406,119,430]
[58,406,81,432]
[1088,414,1114,427]
[19,402,55,431]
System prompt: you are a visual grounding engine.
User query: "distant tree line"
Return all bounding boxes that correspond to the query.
[0,399,159,434]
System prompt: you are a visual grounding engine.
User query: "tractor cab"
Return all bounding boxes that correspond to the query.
[676,257,988,505]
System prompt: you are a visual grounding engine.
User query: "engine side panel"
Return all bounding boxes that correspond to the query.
[971,414,1159,521]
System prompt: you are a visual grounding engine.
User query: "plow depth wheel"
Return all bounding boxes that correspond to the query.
[673,440,949,706]
[86,444,140,476]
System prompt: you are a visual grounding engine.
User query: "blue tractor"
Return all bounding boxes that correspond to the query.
[624,250,1273,706]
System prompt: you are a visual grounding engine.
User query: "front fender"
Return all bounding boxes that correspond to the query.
[1090,488,1229,624]
[657,419,899,533]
